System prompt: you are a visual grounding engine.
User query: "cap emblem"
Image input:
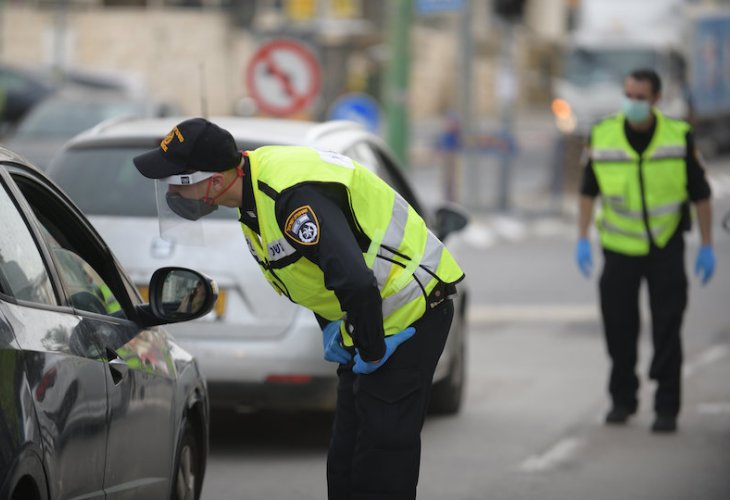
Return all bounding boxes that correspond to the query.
[160,126,185,152]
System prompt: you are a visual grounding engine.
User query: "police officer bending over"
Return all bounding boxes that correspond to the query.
[133,118,465,500]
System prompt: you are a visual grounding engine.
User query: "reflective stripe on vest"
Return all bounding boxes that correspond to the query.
[591,111,689,256]
[240,145,464,345]
[606,199,684,219]
[591,148,633,162]
[599,218,668,241]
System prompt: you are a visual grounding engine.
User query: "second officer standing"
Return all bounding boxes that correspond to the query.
[575,68,715,433]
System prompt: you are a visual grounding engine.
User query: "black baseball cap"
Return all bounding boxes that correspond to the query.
[134,117,242,179]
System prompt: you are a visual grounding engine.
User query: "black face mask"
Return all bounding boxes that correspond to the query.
[166,192,218,221]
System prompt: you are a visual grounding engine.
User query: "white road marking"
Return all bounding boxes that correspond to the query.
[683,344,729,379]
[708,172,730,199]
[697,402,730,416]
[519,437,584,472]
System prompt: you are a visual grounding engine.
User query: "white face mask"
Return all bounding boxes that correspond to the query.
[621,97,651,124]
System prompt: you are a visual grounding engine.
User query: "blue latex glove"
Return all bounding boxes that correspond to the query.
[695,245,716,285]
[322,320,352,364]
[575,238,593,278]
[353,327,416,375]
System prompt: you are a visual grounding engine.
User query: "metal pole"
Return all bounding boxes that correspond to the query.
[496,19,516,212]
[0,0,4,58]
[53,0,69,82]
[459,0,476,208]
[384,0,412,168]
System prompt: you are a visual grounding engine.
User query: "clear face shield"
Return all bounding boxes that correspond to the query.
[154,171,218,246]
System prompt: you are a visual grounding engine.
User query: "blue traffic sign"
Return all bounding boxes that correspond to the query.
[415,0,464,15]
[327,93,382,133]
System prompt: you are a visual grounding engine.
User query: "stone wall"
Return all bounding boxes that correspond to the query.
[1,6,254,115]
[0,4,560,120]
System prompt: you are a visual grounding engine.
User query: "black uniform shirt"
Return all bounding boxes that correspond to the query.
[238,163,385,362]
[238,155,259,234]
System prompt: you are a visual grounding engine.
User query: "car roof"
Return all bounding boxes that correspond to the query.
[65,116,375,151]
[0,145,44,168]
[41,87,148,102]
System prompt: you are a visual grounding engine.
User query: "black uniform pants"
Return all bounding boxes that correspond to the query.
[599,237,687,416]
[327,299,454,500]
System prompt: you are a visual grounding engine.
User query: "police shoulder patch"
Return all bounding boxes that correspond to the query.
[284,205,320,245]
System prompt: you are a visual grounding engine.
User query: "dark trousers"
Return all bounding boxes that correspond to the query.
[599,237,687,416]
[327,300,454,500]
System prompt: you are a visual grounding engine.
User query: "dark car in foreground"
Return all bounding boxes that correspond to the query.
[0,147,216,499]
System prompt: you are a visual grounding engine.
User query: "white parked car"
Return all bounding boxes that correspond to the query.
[47,117,469,414]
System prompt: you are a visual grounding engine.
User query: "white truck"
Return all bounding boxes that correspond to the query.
[552,0,730,186]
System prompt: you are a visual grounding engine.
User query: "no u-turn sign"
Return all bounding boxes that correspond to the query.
[245,38,321,117]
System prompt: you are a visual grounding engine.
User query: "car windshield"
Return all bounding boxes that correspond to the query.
[50,146,238,219]
[563,48,657,87]
[15,99,148,138]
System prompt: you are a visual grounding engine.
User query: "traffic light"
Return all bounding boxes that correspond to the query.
[493,0,526,21]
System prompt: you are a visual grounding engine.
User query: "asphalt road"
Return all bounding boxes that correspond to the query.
[200,130,730,499]
[200,211,730,500]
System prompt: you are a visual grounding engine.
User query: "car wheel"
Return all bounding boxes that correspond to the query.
[428,308,466,415]
[171,420,202,500]
[5,452,48,500]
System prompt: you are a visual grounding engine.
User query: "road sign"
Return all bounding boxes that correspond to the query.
[327,92,382,133]
[245,38,321,117]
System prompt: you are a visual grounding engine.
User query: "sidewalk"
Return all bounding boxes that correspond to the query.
[406,110,730,251]
[407,108,577,251]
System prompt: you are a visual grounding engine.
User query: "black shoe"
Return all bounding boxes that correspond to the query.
[605,406,636,425]
[651,414,677,433]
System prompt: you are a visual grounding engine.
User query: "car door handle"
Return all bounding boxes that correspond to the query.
[107,348,129,385]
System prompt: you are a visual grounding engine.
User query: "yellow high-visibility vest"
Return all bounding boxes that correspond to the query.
[240,146,464,346]
[591,111,689,255]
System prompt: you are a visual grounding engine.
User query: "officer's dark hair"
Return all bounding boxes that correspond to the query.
[628,68,662,96]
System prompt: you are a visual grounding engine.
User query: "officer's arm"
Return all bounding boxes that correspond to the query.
[578,196,596,239]
[685,132,713,246]
[276,185,386,361]
[578,147,598,238]
[695,199,713,247]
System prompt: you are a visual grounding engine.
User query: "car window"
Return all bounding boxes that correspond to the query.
[41,226,122,316]
[0,181,56,305]
[11,170,128,318]
[50,146,238,220]
[0,68,46,93]
[15,99,148,138]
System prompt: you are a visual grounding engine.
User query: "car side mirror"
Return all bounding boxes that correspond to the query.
[435,204,469,241]
[137,267,218,326]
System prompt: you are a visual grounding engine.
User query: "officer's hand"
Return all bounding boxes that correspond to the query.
[695,244,716,285]
[322,320,352,364]
[353,327,416,375]
[575,238,593,278]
